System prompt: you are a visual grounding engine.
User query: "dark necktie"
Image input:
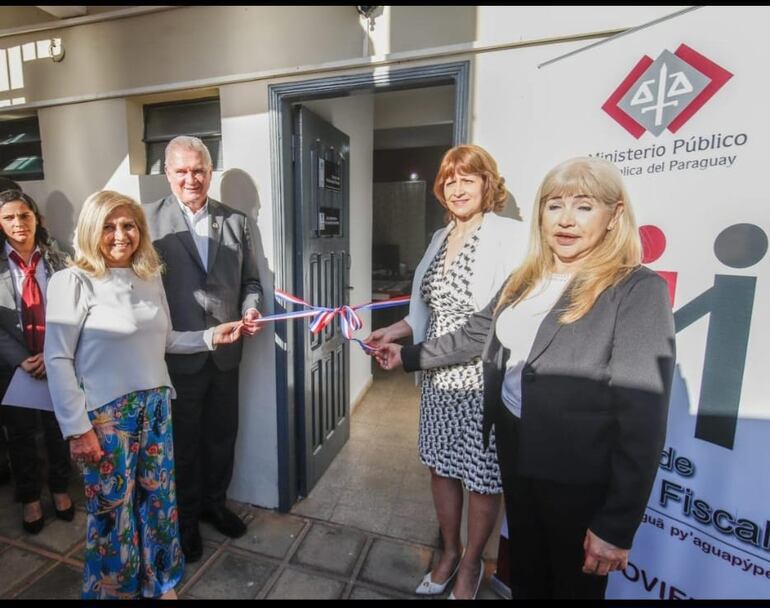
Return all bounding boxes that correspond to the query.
[9,249,45,354]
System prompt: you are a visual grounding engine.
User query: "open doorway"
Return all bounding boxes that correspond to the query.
[269,62,469,512]
[370,86,454,340]
[285,82,457,546]
[288,83,455,508]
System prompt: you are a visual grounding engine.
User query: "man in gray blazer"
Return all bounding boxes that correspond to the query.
[144,136,263,563]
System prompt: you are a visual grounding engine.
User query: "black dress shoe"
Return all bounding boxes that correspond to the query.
[200,505,246,538]
[55,505,75,521]
[23,516,44,534]
[180,524,203,563]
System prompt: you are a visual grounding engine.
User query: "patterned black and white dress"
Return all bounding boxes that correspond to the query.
[418,228,502,494]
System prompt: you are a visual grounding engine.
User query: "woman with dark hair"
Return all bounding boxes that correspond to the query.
[364,145,529,599]
[0,189,74,533]
[0,177,21,192]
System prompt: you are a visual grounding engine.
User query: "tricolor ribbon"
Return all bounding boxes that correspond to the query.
[251,289,409,353]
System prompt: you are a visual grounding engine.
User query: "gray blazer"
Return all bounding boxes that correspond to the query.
[0,243,69,367]
[401,265,676,549]
[143,195,263,374]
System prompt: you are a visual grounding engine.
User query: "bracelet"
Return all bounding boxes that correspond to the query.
[67,433,84,441]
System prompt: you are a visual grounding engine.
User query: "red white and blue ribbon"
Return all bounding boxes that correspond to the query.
[252,289,409,353]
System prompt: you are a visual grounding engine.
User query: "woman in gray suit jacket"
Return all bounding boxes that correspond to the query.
[376,157,676,599]
[0,189,73,534]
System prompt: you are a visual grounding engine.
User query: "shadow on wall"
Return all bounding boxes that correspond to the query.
[137,174,175,205]
[220,168,274,314]
[502,190,523,222]
[43,190,75,255]
[221,168,261,223]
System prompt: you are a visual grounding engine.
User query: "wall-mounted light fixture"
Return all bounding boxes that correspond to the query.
[356,6,381,55]
[355,6,379,19]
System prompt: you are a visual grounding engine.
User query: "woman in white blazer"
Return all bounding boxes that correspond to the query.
[365,145,527,599]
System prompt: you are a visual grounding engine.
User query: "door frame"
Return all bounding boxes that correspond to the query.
[269,60,470,512]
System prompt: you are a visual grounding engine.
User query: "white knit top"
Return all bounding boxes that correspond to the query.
[495,274,571,418]
[44,267,214,438]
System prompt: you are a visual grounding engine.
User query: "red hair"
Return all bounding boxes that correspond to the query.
[433,144,507,216]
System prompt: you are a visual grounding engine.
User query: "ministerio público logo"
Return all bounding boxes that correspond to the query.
[602,44,732,138]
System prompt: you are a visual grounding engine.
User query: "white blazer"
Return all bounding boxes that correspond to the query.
[404,212,529,343]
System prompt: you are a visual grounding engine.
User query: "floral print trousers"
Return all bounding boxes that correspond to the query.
[80,387,184,599]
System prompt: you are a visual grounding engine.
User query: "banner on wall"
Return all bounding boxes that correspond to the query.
[494,5,770,600]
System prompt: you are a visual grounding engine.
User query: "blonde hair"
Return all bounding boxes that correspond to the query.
[496,157,642,323]
[433,144,507,219]
[73,190,163,279]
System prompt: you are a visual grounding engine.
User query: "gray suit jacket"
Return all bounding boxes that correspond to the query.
[143,195,263,374]
[401,266,676,549]
[0,243,69,368]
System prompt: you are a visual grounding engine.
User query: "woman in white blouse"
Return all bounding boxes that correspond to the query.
[365,145,528,599]
[44,191,246,600]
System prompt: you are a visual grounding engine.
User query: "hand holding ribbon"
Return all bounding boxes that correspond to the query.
[245,289,409,353]
[241,308,263,336]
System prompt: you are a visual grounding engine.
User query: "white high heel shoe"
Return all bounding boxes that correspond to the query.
[415,558,462,595]
[448,560,484,600]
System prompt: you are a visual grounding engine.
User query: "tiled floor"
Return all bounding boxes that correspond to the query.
[0,368,505,599]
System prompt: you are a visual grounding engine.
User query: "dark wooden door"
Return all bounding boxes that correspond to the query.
[293,105,351,495]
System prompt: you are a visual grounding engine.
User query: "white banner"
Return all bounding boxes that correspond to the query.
[527,6,770,599]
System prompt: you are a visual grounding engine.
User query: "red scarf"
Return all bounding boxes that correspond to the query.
[9,249,45,354]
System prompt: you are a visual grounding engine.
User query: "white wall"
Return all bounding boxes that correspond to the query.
[474,6,692,44]
[218,80,279,507]
[303,94,375,412]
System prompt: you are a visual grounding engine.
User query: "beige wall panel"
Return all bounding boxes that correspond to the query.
[6,6,364,103]
[0,6,53,29]
[388,5,476,53]
[373,85,454,130]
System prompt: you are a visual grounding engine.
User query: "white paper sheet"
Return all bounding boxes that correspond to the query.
[1,368,53,411]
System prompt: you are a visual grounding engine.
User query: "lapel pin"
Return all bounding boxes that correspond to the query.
[212,221,219,230]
